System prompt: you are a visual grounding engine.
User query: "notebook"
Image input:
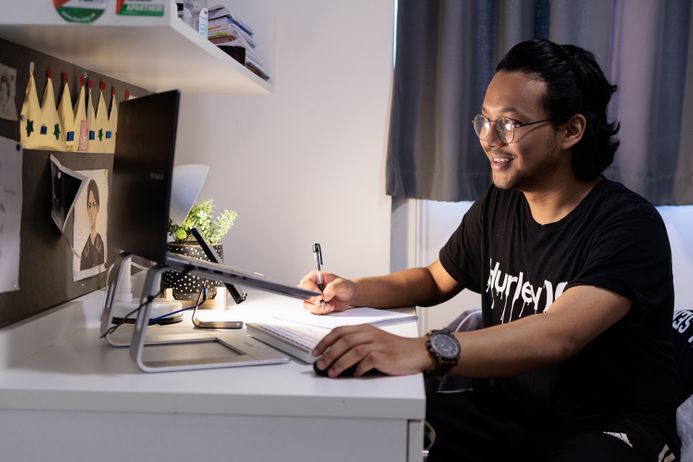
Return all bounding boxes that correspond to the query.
[246,308,417,363]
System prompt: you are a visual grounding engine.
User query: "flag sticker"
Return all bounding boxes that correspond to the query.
[53,0,108,24]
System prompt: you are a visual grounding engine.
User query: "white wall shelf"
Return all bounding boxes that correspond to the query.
[0,1,272,94]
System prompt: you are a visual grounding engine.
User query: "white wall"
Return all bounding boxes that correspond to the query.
[175,1,395,286]
[658,206,693,310]
[391,199,482,332]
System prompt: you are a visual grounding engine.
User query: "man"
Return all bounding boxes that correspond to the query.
[299,40,680,461]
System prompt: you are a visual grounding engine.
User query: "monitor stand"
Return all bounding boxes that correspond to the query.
[100,252,215,348]
[128,264,289,372]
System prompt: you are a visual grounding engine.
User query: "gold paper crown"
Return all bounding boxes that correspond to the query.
[74,74,88,151]
[57,71,75,151]
[20,63,64,150]
[19,64,120,154]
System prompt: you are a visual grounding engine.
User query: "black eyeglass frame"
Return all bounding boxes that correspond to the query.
[472,114,557,144]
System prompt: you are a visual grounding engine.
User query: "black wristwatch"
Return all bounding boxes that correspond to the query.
[425,329,461,377]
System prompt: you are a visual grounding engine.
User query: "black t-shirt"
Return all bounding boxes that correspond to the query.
[672,310,693,401]
[440,179,680,426]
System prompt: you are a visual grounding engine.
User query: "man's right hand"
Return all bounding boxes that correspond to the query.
[299,271,356,315]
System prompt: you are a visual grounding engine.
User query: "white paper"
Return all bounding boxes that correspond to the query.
[272,306,417,330]
[0,137,22,293]
[72,169,108,281]
[49,154,88,233]
[0,63,18,122]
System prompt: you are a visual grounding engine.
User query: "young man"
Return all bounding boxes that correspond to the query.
[299,39,680,460]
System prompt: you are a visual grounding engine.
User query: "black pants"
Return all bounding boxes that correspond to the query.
[425,378,680,462]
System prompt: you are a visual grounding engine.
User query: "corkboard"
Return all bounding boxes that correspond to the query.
[0,38,149,327]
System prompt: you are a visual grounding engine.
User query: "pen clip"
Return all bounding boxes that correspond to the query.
[313,242,325,292]
[313,242,323,266]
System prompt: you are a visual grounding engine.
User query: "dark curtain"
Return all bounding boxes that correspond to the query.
[386,0,693,205]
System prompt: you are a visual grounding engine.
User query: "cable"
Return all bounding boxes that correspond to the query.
[191,288,211,328]
[148,288,207,324]
[100,287,165,339]
[101,264,210,338]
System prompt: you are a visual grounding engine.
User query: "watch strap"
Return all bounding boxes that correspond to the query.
[425,329,460,378]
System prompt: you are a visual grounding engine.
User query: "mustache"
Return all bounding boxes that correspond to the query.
[486,148,514,158]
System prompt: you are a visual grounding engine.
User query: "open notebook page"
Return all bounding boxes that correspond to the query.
[271,306,417,330]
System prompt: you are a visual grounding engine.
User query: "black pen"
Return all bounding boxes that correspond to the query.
[313,242,324,290]
[313,243,327,313]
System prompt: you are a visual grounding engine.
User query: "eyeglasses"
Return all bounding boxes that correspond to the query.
[472,114,555,144]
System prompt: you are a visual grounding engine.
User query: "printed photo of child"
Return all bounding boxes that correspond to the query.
[0,63,18,121]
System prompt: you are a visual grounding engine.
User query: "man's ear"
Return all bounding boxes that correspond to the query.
[561,113,586,150]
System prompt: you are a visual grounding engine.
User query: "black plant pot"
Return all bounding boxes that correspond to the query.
[161,243,225,301]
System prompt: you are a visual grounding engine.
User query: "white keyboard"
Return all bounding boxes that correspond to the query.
[246,321,330,363]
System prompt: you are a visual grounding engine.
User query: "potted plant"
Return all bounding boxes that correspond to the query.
[162,199,238,301]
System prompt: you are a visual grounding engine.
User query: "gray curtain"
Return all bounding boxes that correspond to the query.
[386,0,693,205]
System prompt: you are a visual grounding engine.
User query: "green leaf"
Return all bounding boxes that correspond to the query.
[175,228,188,241]
[168,198,237,244]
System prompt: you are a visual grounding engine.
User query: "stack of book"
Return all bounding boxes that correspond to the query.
[207,4,269,81]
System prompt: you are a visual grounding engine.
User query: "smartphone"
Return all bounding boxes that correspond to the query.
[195,320,244,329]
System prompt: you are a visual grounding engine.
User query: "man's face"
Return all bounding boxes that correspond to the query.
[87,190,98,228]
[479,71,563,192]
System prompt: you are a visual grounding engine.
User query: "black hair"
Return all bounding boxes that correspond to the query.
[496,39,619,181]
[86,179,100,208]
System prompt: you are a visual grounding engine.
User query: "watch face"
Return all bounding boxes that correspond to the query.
[431,333,460,359]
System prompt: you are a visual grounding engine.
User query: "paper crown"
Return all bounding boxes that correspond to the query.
[57,71,75,151]
[74,75,88,151]
[19,63,125,154]
[19,63,61,150]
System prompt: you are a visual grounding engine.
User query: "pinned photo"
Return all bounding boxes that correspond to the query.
[0,63,18,121]
[72,169,108,281]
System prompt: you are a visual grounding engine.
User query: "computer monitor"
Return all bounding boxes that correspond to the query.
[109,90,179,264]
[108,90,316,302]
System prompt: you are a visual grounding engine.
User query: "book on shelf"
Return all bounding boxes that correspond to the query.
[208,23,257,48]
[209,15,254,38]
[214,38,260,61]
[208,4,254,35]
[217,46,270,81]
[218,45,245,63]
[244,59,270,81]
[209,34,250,46]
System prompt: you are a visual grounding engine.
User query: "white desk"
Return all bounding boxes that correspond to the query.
[0,290,425,462]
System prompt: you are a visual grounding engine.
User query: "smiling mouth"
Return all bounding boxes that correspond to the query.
[488,154,514,170]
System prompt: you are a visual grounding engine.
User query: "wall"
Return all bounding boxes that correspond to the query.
[175,1,395,286]
[658,206,693,309]
[391,198,481,333]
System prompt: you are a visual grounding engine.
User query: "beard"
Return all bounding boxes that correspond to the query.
[490,138,561,192]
